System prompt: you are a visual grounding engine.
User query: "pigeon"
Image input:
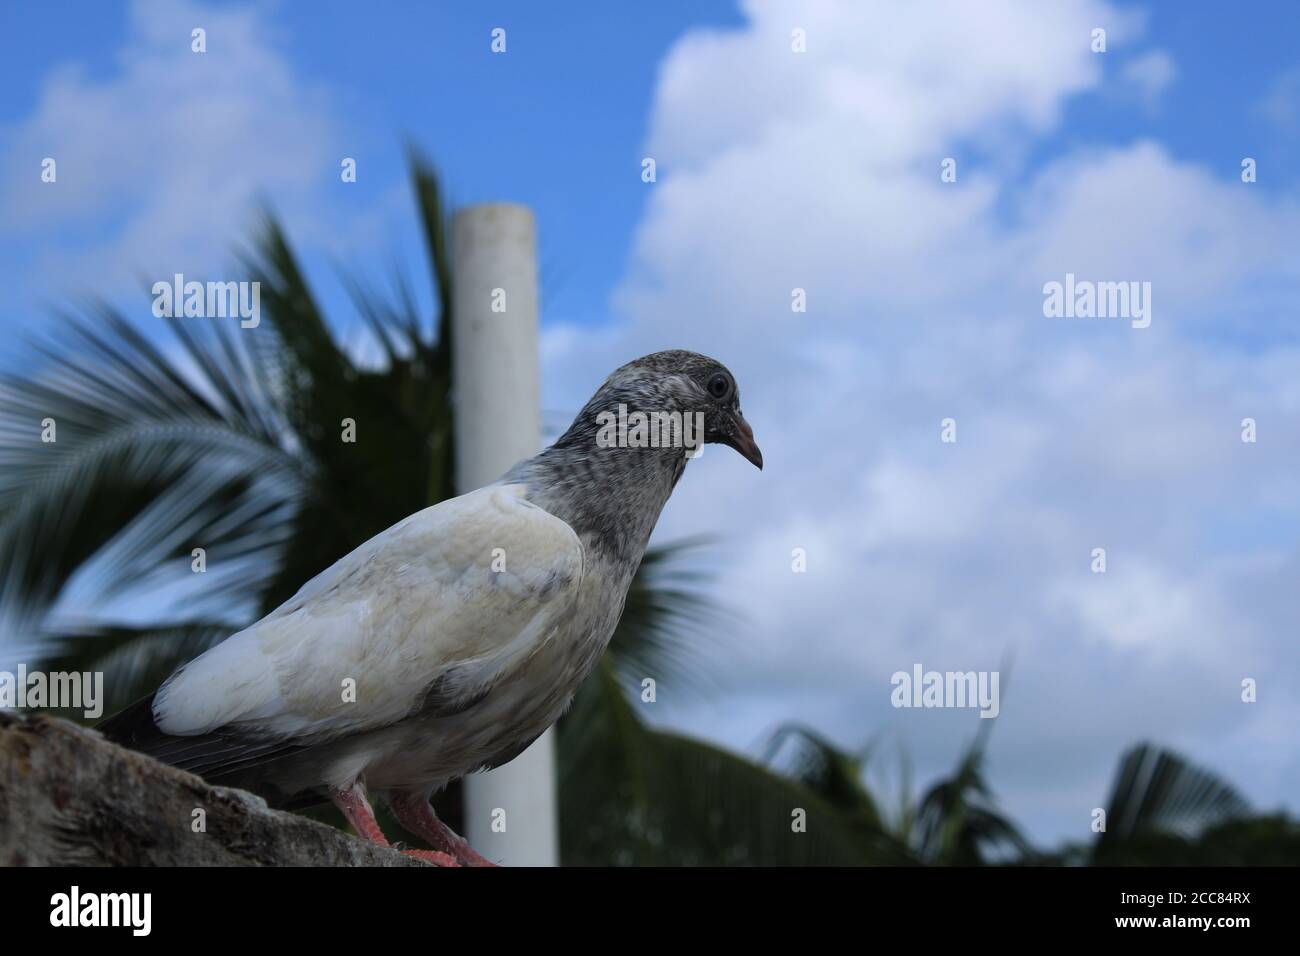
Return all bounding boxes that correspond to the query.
[99,350,761,866]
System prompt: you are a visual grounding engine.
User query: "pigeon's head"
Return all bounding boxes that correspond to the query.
[597,350,763,469]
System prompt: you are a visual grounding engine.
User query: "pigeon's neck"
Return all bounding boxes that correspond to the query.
[504,436,689,572]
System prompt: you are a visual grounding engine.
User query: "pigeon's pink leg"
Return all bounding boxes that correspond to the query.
[390,791,498,867]
[330,782,458,867]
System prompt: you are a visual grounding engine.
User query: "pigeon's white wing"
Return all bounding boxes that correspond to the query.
[152,483,584,742]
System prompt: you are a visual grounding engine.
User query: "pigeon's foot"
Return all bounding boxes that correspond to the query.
[401,848,459,867]
[330,779,462,864]
[331,780,391,845]
[390,790,499,867]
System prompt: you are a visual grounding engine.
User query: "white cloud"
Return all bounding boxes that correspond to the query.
[544,0,1300,844]
[0,0,339,303]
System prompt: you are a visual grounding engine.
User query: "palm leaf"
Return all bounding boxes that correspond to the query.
[559,660,912,865]
[605,536,729,696]
[1097,742,1249,847]
[761,723,887,832]
[37,621,234,719]
[912,721,1033,864]
[0,311,302,655]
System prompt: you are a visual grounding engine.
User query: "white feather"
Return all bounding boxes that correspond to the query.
[153,483,584,741]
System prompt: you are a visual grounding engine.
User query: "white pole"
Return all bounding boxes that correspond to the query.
[451,203,558,867]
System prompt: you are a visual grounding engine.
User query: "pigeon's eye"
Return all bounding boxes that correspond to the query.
[706,372,731,399]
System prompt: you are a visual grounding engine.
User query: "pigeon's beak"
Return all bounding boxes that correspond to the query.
[725,412,763,470]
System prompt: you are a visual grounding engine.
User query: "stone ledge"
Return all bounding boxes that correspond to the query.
[0,711,423,866]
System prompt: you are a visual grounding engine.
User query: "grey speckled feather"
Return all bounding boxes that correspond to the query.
[100,350,761,810]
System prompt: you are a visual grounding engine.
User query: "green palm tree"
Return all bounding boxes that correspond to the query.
[762,720,1032,864]
[559,663,911,865]
[760,726,1296,866]
[1083,742,1261,865]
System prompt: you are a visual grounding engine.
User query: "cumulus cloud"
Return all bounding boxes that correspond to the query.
[0,0,339,310]
[543,0,1300,843]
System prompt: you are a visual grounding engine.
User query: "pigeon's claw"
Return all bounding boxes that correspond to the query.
[402,848,460,867]
[448,841,498,868]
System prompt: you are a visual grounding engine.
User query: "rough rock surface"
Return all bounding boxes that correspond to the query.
[0,711,423,866]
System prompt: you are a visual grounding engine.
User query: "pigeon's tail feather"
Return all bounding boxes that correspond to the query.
[98,694,307,789]
[97,693,165,750]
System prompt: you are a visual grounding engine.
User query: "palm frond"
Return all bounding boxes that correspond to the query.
[0,311,302,651]
[761,722,887,831]
[36,621,235,719]
[1097,742,1250,846]
[606,536,728,697]
[912,722,1033,864]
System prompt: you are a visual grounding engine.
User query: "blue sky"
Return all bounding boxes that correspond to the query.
[0,0,748,340]
[0,0,1296,340]
[2,1,1296,347]
[2,0,1299,847]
